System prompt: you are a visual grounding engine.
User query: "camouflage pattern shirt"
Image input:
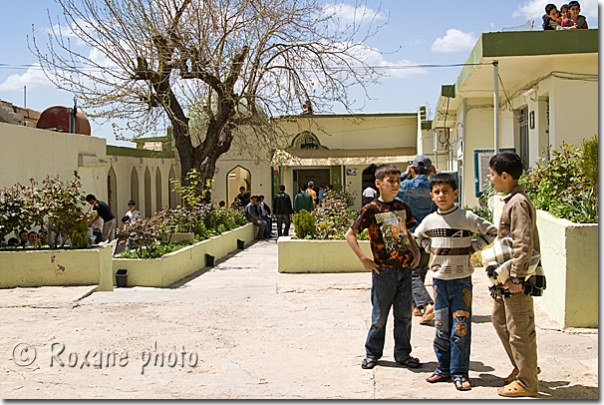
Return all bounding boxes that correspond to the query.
[352,199,416,269]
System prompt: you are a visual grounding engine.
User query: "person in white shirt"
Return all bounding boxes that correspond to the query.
[362,186,378,205]
[123,200,141,225]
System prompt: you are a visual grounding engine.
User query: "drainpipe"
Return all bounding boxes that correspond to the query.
[493,61,499,154]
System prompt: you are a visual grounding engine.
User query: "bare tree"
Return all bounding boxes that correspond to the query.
[31,0,386,196]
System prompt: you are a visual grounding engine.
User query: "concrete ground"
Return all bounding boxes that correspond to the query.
[0,238,598,399]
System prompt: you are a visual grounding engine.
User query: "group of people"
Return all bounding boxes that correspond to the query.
[244,194,273,239]
[238,180,335,240]
[4,229,46,248]
[346,152,543,397]
[542,1,588,30]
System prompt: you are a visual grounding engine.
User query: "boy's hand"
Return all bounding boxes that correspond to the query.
[503,279,523,293]
[361,257,379,273]
[410,252,421,268]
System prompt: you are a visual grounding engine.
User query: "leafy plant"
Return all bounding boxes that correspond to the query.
[118,215,170,258]
[119,239,192,259]
[293,209,316,239]
[0,171,90,249]
[42,172,91,248]
[520,138,598,224]
[464,181,495,224]
[170,169,212,207]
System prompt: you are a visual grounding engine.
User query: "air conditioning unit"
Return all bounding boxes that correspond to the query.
[433,127,450,152]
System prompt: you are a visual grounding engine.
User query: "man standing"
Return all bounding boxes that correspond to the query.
[273,185,294,236]
[86,194,116,242]
[397,155,438,325]
[307,180,317,206]
[294,184,314,214]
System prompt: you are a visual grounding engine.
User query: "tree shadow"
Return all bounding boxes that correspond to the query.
[471,314,492,323]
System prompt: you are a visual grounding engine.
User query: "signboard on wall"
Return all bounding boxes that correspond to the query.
[473,148,516,197]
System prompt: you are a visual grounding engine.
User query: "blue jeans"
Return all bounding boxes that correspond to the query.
[365,267,413,362]
[432,276,472,378]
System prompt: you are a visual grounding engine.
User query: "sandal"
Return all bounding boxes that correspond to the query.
[426,372,451,383]
[497,381,538,397]
[453,376,471,391]
[503,366,541,384]
[397,356,421,368]
[361,358,378,369]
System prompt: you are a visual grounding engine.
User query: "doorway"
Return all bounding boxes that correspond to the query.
[227,166,251,205]
[293,168,330,194]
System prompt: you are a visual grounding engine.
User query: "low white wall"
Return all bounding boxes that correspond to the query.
[112,223,255,287]
[491,196,598,328]
[278,237,372,273]
[0,246,114,291]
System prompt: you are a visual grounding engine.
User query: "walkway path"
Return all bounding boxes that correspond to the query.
[0,239,598,399]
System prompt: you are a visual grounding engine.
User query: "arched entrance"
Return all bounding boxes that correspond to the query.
[130,167,139,211]
[144,167,152,217]
[168,166,180,209]
[227,166,251,206]
[155,168,163,211]
[107,167,117,213]
[362,164,378,201]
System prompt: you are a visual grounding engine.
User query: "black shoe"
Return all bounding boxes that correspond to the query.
[396,357,421,368]
[361,358,378,369]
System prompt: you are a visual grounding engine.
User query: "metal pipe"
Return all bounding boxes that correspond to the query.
[493,61,499,154]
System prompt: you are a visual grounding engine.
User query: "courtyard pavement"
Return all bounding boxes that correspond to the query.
[0,238,598,399]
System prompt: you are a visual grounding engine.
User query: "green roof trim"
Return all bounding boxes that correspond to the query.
[482,29,598,58]
[133,136,170,142]
[421,120,432,130]
[106,145,175,159]
[279,112,417,119]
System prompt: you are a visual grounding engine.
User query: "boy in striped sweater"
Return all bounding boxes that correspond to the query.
[414,173,497,391]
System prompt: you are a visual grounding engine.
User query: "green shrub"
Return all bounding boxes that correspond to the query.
[520,138,598,224]
[464,181,495,224]
[120,240,192,259]
[293,209,316,239]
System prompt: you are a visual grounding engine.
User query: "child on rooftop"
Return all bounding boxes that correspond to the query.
[563,0,588,29]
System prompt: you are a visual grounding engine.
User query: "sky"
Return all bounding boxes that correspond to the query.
[0,0,599,147]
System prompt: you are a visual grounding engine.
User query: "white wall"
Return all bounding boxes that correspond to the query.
[0,122,107,200]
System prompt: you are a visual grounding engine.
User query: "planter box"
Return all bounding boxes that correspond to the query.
[278,237,372,273]
[0,246,114,291]
[112,223,254,287]
[491,197,598,328]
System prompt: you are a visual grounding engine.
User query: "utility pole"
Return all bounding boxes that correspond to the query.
[493,61,499,154]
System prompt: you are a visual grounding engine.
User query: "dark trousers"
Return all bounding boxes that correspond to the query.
[365,267,413,362]
[412,249,433,308]
[276,214,291,236]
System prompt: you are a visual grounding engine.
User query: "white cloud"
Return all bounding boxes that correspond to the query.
[513,0,599,20]
[0,64,57,93]
[358,47,427,78]
[431,29,477,53]
[42,18,93,47]
[323,3,386,26]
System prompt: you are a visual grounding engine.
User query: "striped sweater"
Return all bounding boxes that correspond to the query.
[414,205,498,280]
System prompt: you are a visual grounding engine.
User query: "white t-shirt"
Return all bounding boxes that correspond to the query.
[362,187,377,199]
[125,209,141,223]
